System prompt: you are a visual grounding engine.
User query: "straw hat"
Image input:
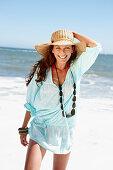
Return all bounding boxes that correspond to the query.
[34,29,86,57]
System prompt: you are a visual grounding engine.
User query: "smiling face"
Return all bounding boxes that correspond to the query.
[52,45,73,65]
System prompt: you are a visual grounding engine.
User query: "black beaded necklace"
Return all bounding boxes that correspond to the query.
[54,63,76,118]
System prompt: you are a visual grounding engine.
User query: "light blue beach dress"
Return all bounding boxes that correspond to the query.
[24,43,102,154]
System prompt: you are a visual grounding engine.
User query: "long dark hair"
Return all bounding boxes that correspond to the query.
[25,45,77,87]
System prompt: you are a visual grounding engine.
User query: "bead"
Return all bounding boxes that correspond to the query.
[55,65,77,118]
[59,91,62,96]
[73,83,76,88]
[72,103,76,108]
[62,111,65,117]
[73,90,76,95]
[72,96,76,101]
[61,104,63,110]
[66,114,73,118]
[59,84,62,90]
[60,97,62,103]
[71,109,75,115]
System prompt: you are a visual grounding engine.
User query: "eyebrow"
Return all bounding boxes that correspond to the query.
[55,46,71,48]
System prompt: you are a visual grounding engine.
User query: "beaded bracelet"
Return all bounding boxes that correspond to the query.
[18,127,28,135]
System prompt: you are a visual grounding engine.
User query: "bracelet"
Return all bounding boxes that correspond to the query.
[18,127,29,135]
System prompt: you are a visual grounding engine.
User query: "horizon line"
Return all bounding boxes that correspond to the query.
[0,46,112,55]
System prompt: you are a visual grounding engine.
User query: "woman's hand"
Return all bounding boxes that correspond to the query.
[20,134,29,147]
[72,31,97,47]
[72,32,77,38]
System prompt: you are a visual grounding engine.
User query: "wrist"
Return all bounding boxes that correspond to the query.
[21,125,27,128]
[18,127,28,135]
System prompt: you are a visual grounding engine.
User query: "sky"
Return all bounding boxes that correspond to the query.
[0,0,113,54]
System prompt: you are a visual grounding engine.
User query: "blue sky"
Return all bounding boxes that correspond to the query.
[0,0,113,54]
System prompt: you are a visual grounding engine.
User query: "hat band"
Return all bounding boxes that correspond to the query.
[51,38,73,43]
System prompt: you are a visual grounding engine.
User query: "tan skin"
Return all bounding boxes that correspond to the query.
[20,32,98,170]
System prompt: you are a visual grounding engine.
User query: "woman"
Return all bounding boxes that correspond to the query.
[18,29,102,170]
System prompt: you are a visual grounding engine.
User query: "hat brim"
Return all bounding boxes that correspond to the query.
[34,41,86,57]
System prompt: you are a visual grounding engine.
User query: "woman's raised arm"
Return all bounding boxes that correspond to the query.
[72,32,98,47]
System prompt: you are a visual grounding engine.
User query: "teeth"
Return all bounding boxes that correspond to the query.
[59,55,67,59]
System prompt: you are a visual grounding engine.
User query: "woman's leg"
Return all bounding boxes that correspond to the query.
[52,151,71,170]
[24,138,46,170]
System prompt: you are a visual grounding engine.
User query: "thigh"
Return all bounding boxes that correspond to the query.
[52,151,71,170]
[24,138,46,170]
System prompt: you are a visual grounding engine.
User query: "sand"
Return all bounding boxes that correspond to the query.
[0,76,113,170]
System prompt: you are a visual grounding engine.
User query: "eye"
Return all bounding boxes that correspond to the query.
[56,47,60,49]
[65,47,71,49]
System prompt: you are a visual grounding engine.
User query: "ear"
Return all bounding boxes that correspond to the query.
[52,48,54,53]
[71,46,74,53]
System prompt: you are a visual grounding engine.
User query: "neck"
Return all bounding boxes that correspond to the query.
[55,62,68,70]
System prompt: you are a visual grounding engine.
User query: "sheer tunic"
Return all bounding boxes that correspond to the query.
[24,43,102,154]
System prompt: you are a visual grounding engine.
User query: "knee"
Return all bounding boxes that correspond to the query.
[24,164,40,170]
[53,168,67,170]
[24,161,40,170]
[24,163,31,170]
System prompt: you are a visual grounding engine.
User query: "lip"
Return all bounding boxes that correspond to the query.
[58,55,67,59]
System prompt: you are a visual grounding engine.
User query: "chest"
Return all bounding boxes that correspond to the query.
[52,67,69,87]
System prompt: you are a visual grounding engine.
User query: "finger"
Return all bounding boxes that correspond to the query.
[21,140,28,146]
[23,138,29,145]
[20,135,26,145]
[23,135,29,144]
[72,32,76,38]
[20,135,29,146]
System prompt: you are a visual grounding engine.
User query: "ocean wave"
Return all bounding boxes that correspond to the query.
[0,47,113,79]
[86,71,113,78]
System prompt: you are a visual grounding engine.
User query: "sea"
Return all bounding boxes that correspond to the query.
[0,46,113,169]
[0,46,113,99]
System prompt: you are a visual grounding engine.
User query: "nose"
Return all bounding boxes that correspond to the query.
[59,49,66,56]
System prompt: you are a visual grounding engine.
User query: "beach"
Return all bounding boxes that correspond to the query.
[0,47,113,170]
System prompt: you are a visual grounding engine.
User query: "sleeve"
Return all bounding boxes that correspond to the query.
[70,43,102,80]
[24,72,41,117]
[79,43,102,76]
